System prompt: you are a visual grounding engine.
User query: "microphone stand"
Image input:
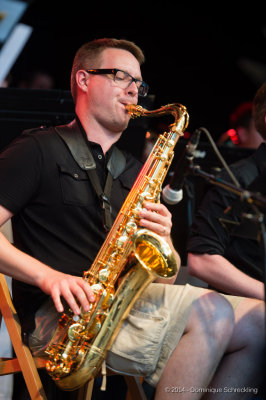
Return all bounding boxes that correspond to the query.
[190,163,266,302]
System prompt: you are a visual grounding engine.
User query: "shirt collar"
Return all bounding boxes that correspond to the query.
[75,115,114,161]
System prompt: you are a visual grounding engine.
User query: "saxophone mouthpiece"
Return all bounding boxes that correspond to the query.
[125,104,144,118]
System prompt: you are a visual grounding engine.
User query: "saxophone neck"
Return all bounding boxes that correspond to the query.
[126,103,189,134]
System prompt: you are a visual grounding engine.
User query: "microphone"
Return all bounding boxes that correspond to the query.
[162,129,201,205]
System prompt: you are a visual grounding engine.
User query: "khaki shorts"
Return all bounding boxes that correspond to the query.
[29,283,242,387]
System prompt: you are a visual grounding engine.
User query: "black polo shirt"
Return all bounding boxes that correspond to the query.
[187,143,266,282]
[0,120,142,332]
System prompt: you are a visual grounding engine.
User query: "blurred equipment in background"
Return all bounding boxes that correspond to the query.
[15,68,55,90]
[0,0,32,86]
[163,129,256,265]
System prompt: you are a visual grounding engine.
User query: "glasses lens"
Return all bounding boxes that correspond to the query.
[138,82,149,97]
[114,70,149,97]
[114,70,129,86]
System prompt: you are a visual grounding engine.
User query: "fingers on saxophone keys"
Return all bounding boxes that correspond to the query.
[79,279,95,303]
[60,282,95,315]
[73,282,96,314]
[139,216,168,237]
[140,208,167,229]
[69,299,82,315]
[55,289,81,315]
[52,290,65,314]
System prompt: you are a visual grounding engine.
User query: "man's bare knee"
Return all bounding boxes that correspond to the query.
[185,291,235,347]
[228,298,265,352]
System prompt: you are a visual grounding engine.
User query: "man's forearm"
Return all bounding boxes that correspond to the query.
[187,252,265,300]
[0,231,50,286]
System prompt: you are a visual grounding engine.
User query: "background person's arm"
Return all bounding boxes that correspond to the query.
[187,252,265,300]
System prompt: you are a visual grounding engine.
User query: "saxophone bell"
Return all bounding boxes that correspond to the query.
[133,228,177,278]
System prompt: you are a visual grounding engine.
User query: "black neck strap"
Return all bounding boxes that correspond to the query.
[55,120,126,231]
[86,168,113,231]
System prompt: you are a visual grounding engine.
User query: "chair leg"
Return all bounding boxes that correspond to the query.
[77,379,94,400]
[0,274,47,400]
[124,375,147,400]
[76,375,147,400]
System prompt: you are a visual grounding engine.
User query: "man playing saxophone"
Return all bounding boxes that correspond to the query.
[0,38,264,399]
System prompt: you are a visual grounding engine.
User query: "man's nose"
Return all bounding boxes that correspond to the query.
[126,80,139,96]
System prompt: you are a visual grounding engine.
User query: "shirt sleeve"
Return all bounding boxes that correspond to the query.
[187,167,245,255]
[0,133,42,214]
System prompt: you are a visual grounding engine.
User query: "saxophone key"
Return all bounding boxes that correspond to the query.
[166,139,175,147]
[68,323,84,342]
[86,319,102,338]
[159,153,168,161]
[131,206,142,219]
[101,292,114,309]
[125,221,137,234]
[98,268,110,283]
[90,283,104,295]
[115,234,128,248]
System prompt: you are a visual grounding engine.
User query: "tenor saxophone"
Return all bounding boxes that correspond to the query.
[44,103,189,390]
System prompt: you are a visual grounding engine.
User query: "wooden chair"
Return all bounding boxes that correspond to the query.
[0,273,147,400]
[0,273,47,399]
[78,372,147,400]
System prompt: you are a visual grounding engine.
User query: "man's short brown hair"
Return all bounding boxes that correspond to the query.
[70,38,145,103]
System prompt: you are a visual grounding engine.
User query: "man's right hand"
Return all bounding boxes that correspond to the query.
[37,270,95,315]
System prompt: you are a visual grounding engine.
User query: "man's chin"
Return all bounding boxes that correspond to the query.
[109,119,129,135]
[117,116,131,132]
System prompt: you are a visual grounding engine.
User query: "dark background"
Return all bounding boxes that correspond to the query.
[6,1,266,139]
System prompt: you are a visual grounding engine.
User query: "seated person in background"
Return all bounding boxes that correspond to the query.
[187,84,266,300]
[217,101,264,149]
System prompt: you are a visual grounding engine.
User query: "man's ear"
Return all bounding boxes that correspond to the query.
[76,70,88,93]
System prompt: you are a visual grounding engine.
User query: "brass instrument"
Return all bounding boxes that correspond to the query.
[44,103,189,390]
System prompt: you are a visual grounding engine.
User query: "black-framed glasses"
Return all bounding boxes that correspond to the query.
[87,68,149,97]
